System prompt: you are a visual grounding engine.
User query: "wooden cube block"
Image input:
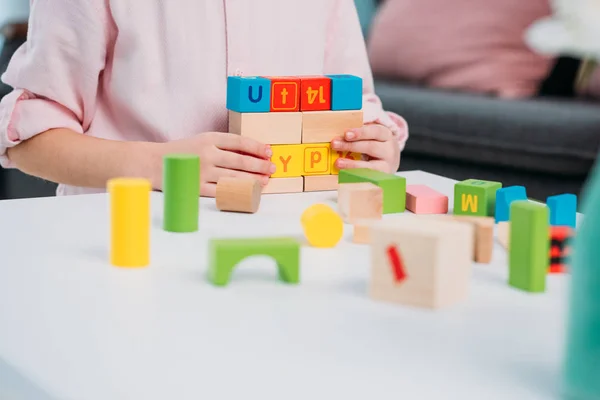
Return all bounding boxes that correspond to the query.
[262,177,304,194]
[264,76,301,112]
[497,221,510,250]
[326,74,363,110]
[495,186,527,223]
[302,110,363,144]
[338,168,406,214]
[353,220,374,244]
[453,179,502,217]
[549,226,574,274]
[369,218,474,309]
[330,149,362,175]
[270,144,303,178]
[229,111,301,145]
[300,76,331,111]
[302,143,331,176]
[226,76,271,113]
[338,182,383,223]
[443,215,494,264]
[406,185,448,214]
[304,175,339,192]
[547,193,577,228]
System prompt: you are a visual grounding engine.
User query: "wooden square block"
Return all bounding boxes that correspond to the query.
[229,111,301,145]
[226,76,271,113]
[330,149,362,175]
[369,218,474,309]
[264,76,301,112]
[497,221,510,250]
[547,193,577,228]
[304,175,338,192]
[270,144,303,178]
[301,110,363,144]
[453,179,502,217]
[300,76,331,111]
[338,168,406,214]
[326,74,363,110]
[439,215,494,264]
[263,177,304,194]
[406,185,448,214]
[495,186,527,222]
[353,220,374,244]
[302,143,331,176]
[338,182,383,223]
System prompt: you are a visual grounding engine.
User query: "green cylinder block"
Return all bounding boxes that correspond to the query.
[163,154,200,232]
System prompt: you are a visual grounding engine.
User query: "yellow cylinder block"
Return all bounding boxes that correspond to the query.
[301,203,343,248]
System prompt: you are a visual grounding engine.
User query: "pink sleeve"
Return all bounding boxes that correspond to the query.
[324,0,409,150]
[0,0,112,167]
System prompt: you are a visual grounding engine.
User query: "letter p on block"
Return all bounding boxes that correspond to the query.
[303,144,331,175]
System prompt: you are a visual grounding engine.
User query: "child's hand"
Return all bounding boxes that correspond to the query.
[331,124,400,174]
[160,132,275,197]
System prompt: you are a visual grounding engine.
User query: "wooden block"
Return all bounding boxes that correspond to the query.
[406,185,448,214]
[338,168,406,214]
[549,226,574,274]
[497,221,510,250]
[270,144,303,178]
[301,204,343,248]
[495,186,527,222]
[353,220,373,244]
[330,149,362,175]
[301,110,363,144]
[216,177,262,213]
[338,182,383,223]
[264,76,301,112]
[300,76,331,111]
[369,218,474,309]
[447,216,494,264]
[226,76,271,113]
[304,175,338,192]
[326,74,363,111]
[547,193,577,228]
[262,177,304,194]
[453,179,502,217]
[302,143,331,175]
[509,201,550,293]
[229,110,302,145]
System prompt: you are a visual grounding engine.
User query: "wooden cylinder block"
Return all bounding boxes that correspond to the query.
[216,177,262,213]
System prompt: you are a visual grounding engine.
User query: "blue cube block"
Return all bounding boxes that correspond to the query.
[547,193,577,228]
[326,74,363,110]
[495,186,527,222]
[226,76,271,113]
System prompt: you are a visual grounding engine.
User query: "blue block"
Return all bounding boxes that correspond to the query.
[327,74,363,110]
[495,186,527,222]
[226,76,271,112]
[547,193,577,228]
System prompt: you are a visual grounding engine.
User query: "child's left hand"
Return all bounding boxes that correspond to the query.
[331,124,400,174]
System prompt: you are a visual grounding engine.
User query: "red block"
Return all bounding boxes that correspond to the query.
[265,76,301,112]
[548,226,574,274]
[300,76,331,111]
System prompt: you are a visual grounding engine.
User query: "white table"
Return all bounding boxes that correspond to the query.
[0,171,574,400]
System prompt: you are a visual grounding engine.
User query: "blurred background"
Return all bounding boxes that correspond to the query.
[0,0,599,201]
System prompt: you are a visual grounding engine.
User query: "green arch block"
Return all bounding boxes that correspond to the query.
[208,237,300,286]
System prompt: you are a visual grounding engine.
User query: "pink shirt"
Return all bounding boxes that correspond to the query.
[0,0,408,196]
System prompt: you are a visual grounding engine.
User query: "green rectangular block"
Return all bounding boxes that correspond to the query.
[338,168,406,214]
[453,179,502,217]
[508,201,549,293]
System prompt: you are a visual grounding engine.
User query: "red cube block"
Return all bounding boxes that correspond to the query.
[300,76,331,111]
[264,76,301,112]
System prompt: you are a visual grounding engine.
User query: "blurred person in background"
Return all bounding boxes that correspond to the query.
[0,0,29,99]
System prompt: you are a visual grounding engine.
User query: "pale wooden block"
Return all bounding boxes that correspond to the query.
[304,175,339,192]
[229,110,302,144]
[353,220,373,244]
[216,177,262,213]
[497,221,510,250]
[428,215,494,264]
[406,184,448,214]
[369,218,474,309]
[337,182,383,223]
[262,177,304,194]
[301,110,363,143]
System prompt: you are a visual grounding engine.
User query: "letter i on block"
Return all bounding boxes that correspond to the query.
[226,76,271,113]
[265,76,301,112]
[300,76,331,111]
[326,74,363,110]
[453,179,502,217]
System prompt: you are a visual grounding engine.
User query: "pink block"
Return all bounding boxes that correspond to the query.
[406,185,449,214]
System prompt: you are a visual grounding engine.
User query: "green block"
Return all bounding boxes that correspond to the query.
[163,154,200,233]
[208,237,300,286]
[508,201,549,293]
[338,168,406,214]
[453,179,502,217]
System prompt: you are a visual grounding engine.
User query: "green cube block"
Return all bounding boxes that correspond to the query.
[208,237,300,286]
[338,168,406,214]
[508,201,549,293]
[453,179,502,217]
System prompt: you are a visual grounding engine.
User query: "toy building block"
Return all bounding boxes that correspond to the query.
[547,193,577,228]
[163,154,200,233]
[326,74,363,111]
[270,144,303,178]
[226,76,271,113]
[497,221,510,250]
[229,110,302,145]
[453,179,502,217]
[337,182,383,223]
[406,185,448,214]
[216,177,262,214]
[509,201,550,293]
[353,220,374,244]
[208,237,300,286]
[263,177,304,194]
[301,203,344,248]
[369,218,474,309]
[300,76,331,111]
[338,168,406,214]
[302,143,331,176]
[449,216,494,263]
[495,186,527,223]
[264,76,301,112]
[549,226,573,274]
[107,178,151,268]
[330,149,362,175]
[304,175,339,192]
[302,110,363,143]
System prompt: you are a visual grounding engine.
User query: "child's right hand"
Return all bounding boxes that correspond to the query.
[158,132,275,197]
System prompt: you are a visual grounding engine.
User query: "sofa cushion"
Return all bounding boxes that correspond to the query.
[375,79,600,176]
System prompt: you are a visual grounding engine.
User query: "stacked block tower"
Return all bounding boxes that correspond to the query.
[227,75,364,193]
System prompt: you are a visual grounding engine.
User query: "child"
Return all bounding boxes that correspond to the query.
[0,0,408,197]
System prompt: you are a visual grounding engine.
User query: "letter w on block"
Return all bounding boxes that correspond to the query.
[461,194,478,213]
